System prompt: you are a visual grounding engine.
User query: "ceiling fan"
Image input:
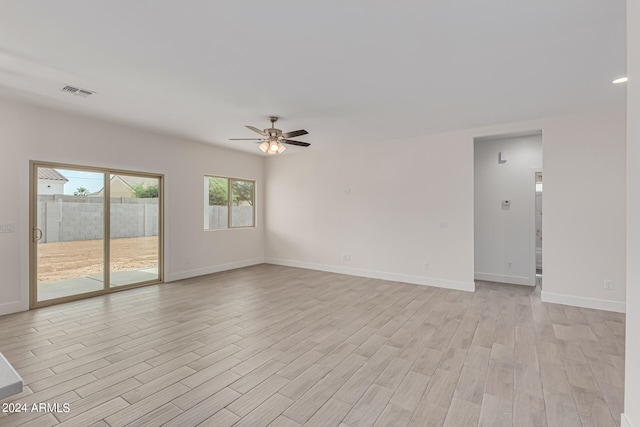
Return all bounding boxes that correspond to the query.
[229,116,310,154]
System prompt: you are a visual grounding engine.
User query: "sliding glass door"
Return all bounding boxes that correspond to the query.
[109,174,160,287]
[30,162,163,307]
[34,167,106,302]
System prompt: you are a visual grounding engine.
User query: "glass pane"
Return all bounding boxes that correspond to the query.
[109,174,160,287]
[231,179,254,227]
[205,176,229,229]
[36,167,105,302]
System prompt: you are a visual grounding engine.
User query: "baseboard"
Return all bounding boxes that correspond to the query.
[0,300,28,317]
[2,259,266,316]
[621,413,634,427]
[474,272,534,286]
[541,291,626,313]
[265,258,475,292]
[166,258,265,282]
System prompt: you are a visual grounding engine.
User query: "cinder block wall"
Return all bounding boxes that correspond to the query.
[37,196,159,242]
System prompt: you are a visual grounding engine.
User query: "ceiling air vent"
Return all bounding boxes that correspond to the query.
[61,85,95,97]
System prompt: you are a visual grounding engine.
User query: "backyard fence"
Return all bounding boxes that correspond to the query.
[37,195,159,243]
[37,195,253,242]
[207,205,254,229]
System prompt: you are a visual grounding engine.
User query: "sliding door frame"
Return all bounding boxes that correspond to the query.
[29,161,164,309]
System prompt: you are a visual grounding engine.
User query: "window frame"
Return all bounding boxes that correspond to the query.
[204,175,256,230]
[30,160,164,309]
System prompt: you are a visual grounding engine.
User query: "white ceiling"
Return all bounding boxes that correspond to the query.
[0,1,627,155]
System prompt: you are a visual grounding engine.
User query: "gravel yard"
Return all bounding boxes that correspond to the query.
[37,236,159,282]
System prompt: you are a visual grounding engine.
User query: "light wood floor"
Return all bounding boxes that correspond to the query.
[0,264,625,426]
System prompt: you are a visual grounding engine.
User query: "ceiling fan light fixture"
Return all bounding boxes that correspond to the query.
[230,117,310,154]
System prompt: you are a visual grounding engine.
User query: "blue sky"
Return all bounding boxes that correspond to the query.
[56,169,104,195]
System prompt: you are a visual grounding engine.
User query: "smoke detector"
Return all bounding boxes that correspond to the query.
[61,85,95,97]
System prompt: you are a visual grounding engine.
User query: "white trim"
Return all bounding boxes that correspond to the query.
[541,291,625,313]
[266,258,475,292]
[0,300,28,317]
[166,258,265,282]
[621,413,634,427]
[530,167,543,285]
[474,272,534,286]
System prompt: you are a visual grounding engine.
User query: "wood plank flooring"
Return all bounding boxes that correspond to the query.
[0,264,625,426]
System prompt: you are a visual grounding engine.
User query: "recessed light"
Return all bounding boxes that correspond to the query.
[612,77,628,84]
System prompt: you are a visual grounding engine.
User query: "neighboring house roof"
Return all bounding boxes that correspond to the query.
[108,175,135,193]
[38,168,68,182]
[118,175,157,189]
[94,175,157,195]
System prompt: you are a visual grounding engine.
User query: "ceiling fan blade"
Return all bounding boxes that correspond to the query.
[282,139,311,147]
[246,125,267,136]
[229,138,266,140]
[282,129,308,138]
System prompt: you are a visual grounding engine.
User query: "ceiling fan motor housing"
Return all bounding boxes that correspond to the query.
[266,128,282,139]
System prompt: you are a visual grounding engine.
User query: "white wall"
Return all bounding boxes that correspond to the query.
[624,0,639,425]
[265,131,476,291]
[474,134,542,286]
[265,110,626,311]
[0,98,265,316]
[542,112,626,312]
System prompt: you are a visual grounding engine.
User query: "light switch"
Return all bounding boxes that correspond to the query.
[0,223,14,233]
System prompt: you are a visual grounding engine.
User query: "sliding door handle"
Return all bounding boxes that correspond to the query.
[33,228,43,242]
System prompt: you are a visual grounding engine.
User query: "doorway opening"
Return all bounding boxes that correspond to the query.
[473,131,542,286]
[535,171,543,288]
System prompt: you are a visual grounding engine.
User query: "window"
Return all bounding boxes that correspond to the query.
[204,176,255,229]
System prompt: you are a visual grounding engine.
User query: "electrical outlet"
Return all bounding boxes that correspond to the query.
[185,257,190,265]
[603,280,613,290]
[507,261,512,269]
[342,254,351,262]
[342,188,351,196]
[423,262,430,270]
